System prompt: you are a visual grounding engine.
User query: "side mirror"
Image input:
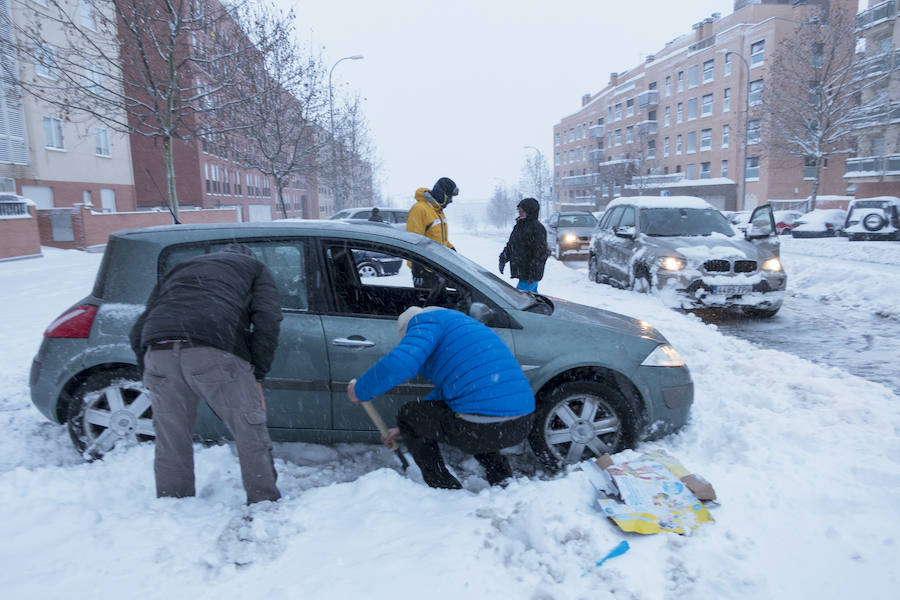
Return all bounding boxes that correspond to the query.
[468,302,493,324]
[614,225,636,239]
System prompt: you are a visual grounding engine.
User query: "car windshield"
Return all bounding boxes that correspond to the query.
[331,209,354,220]
[640,207,735,237]
[559,214,597,227]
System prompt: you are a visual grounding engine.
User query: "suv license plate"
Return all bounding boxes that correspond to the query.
[713,285,751,295]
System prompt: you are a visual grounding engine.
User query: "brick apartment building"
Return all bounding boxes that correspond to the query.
[844,0,900,198]
[553,0,857,212]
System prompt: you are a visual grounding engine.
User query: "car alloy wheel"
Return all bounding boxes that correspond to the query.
[357,261,381,278]
[67,368,155,460]
[528,380,637,471]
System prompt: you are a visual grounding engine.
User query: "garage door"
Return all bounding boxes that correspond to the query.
[248,204,272,222]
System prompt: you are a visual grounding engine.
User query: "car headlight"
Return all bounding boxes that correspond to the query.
[641,344,686,367]
[563,233,577,243]
[658,256,686,271]
[761,257,782,271]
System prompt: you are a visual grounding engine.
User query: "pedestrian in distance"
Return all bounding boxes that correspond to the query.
[406,177,458,287]
[347,306,535,489]
[368,207,384,222]
[498,197,551,293]
[129,244,283,505]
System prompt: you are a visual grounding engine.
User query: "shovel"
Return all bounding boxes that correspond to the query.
[361,401,410,471]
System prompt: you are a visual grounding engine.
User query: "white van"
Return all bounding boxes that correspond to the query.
[330,206,408,230]
[844,196,900,241]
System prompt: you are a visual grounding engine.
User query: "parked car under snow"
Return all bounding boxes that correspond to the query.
[588,196,786,318]
[790,209,847,238]
[843,197,900,241]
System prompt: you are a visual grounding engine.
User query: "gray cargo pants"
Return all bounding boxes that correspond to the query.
[143,343,280,504]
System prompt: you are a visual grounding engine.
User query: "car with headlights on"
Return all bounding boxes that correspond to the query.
[588,196,786,318]
[545,211,598,259]
[790,209,847,238]
[843,196,900,241]
[30,220,693,471]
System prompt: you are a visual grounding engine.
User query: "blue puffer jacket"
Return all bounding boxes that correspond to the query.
[353,309,535,416]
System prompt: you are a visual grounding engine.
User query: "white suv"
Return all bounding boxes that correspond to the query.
[331,207,409,229]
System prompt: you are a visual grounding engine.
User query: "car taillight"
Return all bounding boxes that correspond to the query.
[44,305,99,338]
[825,223,833,229]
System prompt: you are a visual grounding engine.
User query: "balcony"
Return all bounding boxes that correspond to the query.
[588,148,605,161]
[0,196,30,217]
[856,0,896,31]
[637,120,658,137]
[559,173,602,188]
[589,124,605,138]
[844,154,900,177]
[847,101,900,129]
[852,52,892,81]
[637,90,659,110]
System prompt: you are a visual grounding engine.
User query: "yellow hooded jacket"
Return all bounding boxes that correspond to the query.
[406,188,455,249]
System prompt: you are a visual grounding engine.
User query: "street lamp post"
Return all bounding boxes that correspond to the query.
[328,55,364,212]
[718,49,750,212]
[523,145,548,216]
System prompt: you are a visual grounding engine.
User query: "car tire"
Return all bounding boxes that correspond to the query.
[67,368,154,460]
[744,307,780,318]
[588,254,601,283]
[528,380,638,472]
[357,261,381,278]
[862,213,886,232]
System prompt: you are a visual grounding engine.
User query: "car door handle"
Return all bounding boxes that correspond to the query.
[332,337,376,348]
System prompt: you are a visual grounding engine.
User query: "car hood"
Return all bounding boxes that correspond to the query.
[638,233,772,261]
[543,296,667,343]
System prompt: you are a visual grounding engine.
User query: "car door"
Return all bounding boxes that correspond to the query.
[316,238,514,432]
[608,205,639,285]
[546,212,559,250]
[746,204,780,256]
[596,206,623,281]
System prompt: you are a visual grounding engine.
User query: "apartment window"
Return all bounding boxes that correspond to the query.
[576,147,582,161]
[576,125,581,140]
[687,97,697,120]
[555,132,560,146]
[79,0,95,30]
[42,116,64,149]
[700,128,712,151]
[750,40,765,66]
[723,88,731,112]
[665,76,671,96]
[34,43,57,79]
[614,129,622,145]
[722,124,730,148]
[85,63,103,94]
[647,139,656,159]
[703,59,714,83]
[700,162,711,179]
[615,104,622,120]
[664,136,670,156]
[747,119,761,144]
[649,81,657,91]
[626,126,634,144]
[687,131,697,153]
[676,165,682,173]
[608,107,613,122]
[626,99,634,117]
[873,137,886,155]
[569,128,575,142]
[701,93,713,116]
[749,79,763,105]
[725,52,732,76]
[688,64,699,87]
[676,134,682,154]
[745,156,760,179]
[568,149,574,162]
[721,159,728,178]
[677,102,683,123]
[664,106,671,126]
[93,126,110,156]
[677,71,684,91]
[555,152,560,165]
[686,163,696,179]
[205,164,211,193]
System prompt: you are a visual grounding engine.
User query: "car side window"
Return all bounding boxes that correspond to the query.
[605,207,624,229]
[355,210,372,219]
[618,206,635,228]
[391,211,408,224]
[598,210,614,229]
[160,240,309,311]
[548,214,558,227]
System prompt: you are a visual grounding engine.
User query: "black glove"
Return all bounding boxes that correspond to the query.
[498,256,506,274]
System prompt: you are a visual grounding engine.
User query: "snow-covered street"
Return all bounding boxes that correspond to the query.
[1,227,899,599]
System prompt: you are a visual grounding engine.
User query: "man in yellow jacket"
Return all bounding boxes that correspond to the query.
[407,177,458,287]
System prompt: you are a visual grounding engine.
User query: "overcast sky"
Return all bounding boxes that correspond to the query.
[286,0,744,205]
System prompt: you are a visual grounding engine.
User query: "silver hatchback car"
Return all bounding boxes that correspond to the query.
[589,196,786,318]
[30,221,694,469]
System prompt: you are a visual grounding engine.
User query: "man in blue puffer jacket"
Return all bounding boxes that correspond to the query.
[347,306,535,489]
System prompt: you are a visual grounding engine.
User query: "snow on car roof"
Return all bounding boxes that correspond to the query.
[606,196,713,210]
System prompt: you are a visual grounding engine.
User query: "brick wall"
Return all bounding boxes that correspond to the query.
[0,205,42,261]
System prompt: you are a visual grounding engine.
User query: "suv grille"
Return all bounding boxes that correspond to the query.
[734,260,757,273]
[703,259,758,273]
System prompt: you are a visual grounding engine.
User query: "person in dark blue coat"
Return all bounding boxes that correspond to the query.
[347,306,535,489]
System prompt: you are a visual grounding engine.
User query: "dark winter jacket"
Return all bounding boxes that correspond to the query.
[129,247,283,380]
[353,309,534,416]
[499,198,550,282]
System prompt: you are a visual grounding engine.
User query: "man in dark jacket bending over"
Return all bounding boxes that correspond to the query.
[347,306,535,489]
[130,244,283,504]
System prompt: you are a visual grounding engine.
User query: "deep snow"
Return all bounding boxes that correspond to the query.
[1,226,898,600]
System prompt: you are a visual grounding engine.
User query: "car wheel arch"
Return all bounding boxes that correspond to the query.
[58,362,138,424]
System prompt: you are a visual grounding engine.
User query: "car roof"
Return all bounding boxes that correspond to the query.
[110,219,419,243]
[607,195,714,210]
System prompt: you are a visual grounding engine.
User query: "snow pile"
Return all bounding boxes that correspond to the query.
[0,234,899,599]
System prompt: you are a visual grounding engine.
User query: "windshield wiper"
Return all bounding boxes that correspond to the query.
[523,293,553,314]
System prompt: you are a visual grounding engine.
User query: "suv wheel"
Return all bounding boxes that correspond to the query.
[528,380,638,472]
[863,213,886,232]
[588,254,601,283]
[357,261,381,278]
[67,368,155,460]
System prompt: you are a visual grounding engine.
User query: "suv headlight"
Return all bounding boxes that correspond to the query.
[761,257,782,271]
[641,344,686,367]
[562,233,577,243]
[658,256,686,271]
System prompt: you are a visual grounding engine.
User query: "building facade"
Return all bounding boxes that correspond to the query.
[845,0,900,198]
[553,0,856,212]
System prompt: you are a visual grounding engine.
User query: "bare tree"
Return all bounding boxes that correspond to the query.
[486,183,516,229]
[229,4,329,219]
[332,91,377,209]
[761,7,880,210]
[519,150,551,216]
[7,0,262,222]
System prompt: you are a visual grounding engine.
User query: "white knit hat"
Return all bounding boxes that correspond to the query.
[397,306,443,337]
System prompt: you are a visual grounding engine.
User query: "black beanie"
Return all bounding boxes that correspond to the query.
[431,177,458,207]
[517,197,540,218]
